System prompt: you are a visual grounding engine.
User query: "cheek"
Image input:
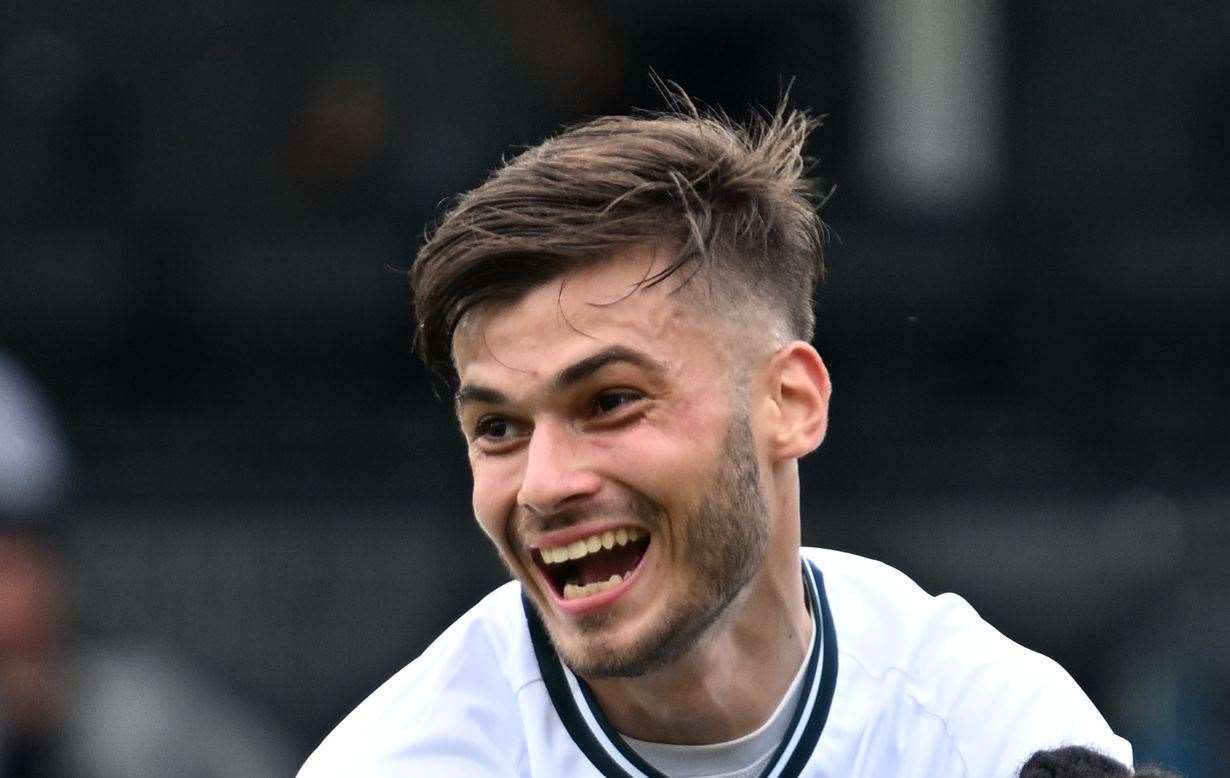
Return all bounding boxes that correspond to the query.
[469,456,522,546]
[614,404,731,500]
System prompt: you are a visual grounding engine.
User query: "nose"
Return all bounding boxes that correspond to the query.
[516,418,601,515]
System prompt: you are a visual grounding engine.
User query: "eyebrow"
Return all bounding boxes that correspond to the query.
[454,384,509,408]
[455,345,665,410]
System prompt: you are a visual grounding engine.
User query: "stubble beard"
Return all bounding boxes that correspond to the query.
[543,411,771,679]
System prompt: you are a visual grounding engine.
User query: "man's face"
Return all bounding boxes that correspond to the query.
[452,250,774,678]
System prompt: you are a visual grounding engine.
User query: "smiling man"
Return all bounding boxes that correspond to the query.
[300,96,1132,777]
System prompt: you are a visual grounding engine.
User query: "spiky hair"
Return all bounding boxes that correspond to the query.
[411,86,828,387]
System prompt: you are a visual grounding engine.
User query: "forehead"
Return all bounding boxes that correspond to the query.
[452,248,719,389]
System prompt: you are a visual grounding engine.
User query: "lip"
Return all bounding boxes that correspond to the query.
[527,530,654,616]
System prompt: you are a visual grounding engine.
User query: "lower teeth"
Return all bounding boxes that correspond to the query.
[563,572,631,600]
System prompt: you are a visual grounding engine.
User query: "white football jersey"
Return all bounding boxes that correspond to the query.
[300,548,1132,777]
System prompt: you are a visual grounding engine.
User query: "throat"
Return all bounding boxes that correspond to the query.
[587,591,816,745]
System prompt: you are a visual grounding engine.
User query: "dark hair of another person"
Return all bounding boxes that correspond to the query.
[1018,746,1182,778]
[410,85,829,389]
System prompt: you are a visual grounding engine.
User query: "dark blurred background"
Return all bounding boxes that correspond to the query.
[1,0,1227,774]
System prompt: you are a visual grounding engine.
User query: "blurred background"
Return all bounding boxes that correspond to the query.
[1,0,1227,774]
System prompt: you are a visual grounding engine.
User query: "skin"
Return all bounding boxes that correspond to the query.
[0,534,67,731]
[452,244,832,744]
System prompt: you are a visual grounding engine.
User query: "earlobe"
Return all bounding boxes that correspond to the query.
[767,342,831,462]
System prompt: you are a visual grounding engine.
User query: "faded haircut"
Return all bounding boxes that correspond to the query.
[411,86,829,388]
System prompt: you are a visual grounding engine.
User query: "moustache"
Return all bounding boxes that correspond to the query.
[514,493,665,539]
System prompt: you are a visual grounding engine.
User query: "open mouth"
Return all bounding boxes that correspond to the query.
[535,527,651,600]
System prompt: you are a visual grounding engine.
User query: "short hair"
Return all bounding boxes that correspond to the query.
[1017,746,1182,778]
[410,88,828,388]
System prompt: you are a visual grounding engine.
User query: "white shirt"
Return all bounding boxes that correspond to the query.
[300,548,1132,777]
[621,612,813,777]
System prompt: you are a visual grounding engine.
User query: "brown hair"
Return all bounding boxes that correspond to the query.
[411,88,828,388]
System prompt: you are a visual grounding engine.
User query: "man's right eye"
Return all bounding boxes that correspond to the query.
[474,416,510,440]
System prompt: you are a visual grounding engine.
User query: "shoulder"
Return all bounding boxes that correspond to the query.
[806,546,1002,662]
[803,547,1132,776]
[804,546,1081,687]
[299,581,538,777]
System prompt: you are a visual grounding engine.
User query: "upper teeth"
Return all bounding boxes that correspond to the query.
[539,527,644,564]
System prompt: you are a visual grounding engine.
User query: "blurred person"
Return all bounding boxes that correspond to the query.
[1017,746,1180,778]
[301,90,1132,776]
[0,353,298,778]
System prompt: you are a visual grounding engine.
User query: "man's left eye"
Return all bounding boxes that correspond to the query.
[595,390,641,414]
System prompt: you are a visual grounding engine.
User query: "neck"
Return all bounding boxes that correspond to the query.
[585,481,810,745]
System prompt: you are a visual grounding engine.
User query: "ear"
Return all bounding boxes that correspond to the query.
[763,342,831,462]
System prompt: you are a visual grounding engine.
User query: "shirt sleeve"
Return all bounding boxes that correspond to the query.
[906,594,1133,777]
[961,667,1132,778]
[935,641,1133,777]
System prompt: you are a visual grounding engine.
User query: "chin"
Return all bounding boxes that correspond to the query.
[550,592,729,680]
[555,632,668,679]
